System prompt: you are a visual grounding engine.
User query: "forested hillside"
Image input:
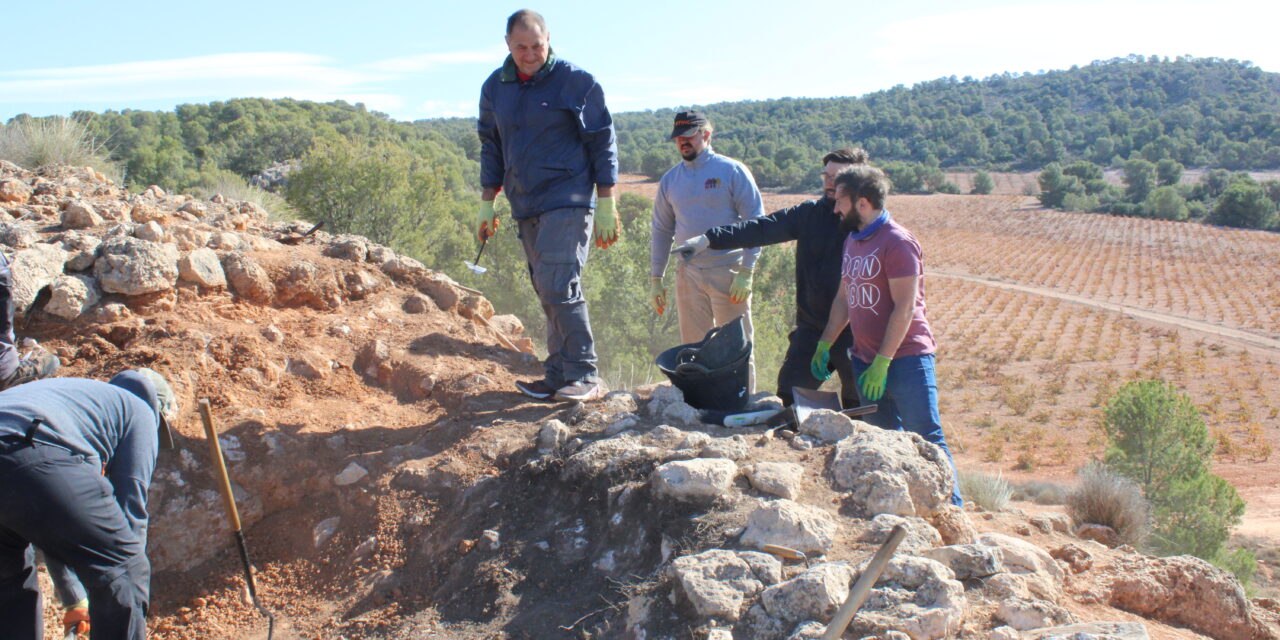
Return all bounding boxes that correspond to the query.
[4,55,1280,382]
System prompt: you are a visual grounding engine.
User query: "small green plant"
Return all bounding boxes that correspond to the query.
[191,171,296,222]
[958,470,1012,511]
[1066,463,1151,547]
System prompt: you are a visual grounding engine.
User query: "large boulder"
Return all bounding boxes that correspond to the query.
[743,462,804,499]
[740,499,838,555]
[9,243,69,312]
[178,248,227,288]
[846,555,965,640]
[977,533,1065,602]
[651,458,738,503]
[46,274,99,320]
[798,409,857,442]
[222,252,274,304]
[59,231,101,271]
[760,562,853,623]
[1104,554,1280,640]
[670,549,781,621]
[94,237,179,295]
[828,422,953,518]
[61,200,102,229]
[920,543,1003,580]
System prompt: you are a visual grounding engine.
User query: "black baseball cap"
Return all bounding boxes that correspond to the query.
[670,110,709,139]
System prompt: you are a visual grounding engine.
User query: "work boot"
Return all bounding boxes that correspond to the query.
[554,379,606,403]
[0,352,59,390]
[515,379,559,400]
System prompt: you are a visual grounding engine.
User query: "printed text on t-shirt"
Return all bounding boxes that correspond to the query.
[843,249,882,315]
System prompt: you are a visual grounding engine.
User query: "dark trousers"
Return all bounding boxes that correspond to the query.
[0,252,17,381]
[0,440,150,640]
[777,326,856,408]
[517,207,598,386]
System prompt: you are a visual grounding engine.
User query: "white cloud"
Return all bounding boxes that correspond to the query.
[416,99,475,118]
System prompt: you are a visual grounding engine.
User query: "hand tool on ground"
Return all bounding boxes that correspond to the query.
[757,387,878,431]
[275,220,324,245]
[821,524,906,640]
[465,239,489,275]
[199,400,275,640]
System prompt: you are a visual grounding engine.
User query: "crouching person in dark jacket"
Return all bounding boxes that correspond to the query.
[0,368,176,639]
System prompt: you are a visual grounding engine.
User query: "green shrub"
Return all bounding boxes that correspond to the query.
[971,170,994,195]
[1011,479,1069,505]
[1066,463,1150,546]
[958,470,1012,511]
[190,170,295,222]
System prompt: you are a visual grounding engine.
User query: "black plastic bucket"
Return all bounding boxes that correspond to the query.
[656,341,752,411]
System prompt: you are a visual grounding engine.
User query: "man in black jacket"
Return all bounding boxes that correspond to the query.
[671,148,867,407]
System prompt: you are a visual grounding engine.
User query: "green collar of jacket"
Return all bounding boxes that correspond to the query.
[500,50,557,83]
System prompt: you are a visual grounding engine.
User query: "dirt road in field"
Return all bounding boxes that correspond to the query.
[930,270,1280,355]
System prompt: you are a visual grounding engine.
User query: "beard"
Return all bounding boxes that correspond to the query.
[680,146,697,161]
[838,210,861,234]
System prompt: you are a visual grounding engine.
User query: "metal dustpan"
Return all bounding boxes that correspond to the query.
[765,387,878,430]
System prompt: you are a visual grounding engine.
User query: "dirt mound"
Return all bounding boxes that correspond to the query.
[4,162,1273,639]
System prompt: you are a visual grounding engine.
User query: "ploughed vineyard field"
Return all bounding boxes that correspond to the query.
[618,176,1280,538]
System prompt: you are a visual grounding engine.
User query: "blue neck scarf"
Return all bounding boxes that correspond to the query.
[851,212,890,240]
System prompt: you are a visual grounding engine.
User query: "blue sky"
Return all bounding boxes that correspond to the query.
[4,0,1278,122]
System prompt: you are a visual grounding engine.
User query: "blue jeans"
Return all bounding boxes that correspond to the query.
[851,353,963,506]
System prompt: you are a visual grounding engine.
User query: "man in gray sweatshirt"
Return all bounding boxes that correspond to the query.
[650,111,764,388]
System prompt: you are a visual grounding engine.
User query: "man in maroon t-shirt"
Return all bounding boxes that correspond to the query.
[812,165,962,506]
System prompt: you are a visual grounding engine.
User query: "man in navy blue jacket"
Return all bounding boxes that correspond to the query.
[672,149,868,408]
[478,9,619,404]
[0,369,175,640]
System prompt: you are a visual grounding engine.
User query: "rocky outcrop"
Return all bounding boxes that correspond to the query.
[828,421,953,518]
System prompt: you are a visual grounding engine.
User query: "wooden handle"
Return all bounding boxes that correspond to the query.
[821,524,906,640]
[199,399,242,533]
[761,544,806,561]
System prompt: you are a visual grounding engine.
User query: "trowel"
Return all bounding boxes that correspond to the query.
[465,239,489,275]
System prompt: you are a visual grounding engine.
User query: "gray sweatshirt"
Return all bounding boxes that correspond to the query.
[650,148,764,277]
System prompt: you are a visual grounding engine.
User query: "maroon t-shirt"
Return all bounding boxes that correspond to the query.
[841,216,936,363]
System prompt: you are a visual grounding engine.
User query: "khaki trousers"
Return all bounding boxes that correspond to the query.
[675,263,755,393]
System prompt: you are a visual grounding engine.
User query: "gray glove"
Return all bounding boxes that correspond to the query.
[670,234,710,259]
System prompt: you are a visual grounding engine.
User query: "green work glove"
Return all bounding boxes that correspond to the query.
[650,276,667,315]
[729,268,753,303]
[858,354,892,402]
[593,197,619,248]
[810,340,833,381]
[476,200,499,241]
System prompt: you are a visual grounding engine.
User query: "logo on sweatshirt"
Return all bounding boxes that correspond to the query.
[704,178,721,189]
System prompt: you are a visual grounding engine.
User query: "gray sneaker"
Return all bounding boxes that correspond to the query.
[554,379,606,403]
[0,352,60,391]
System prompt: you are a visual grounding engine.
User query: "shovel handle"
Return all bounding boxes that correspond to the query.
[199,399,242,533]
[821,524,906,640]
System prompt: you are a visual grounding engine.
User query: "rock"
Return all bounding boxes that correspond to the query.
[94,302,130,323]
[701,436,750,460]
[846,556,965,640]
[1104,554,1279,640]
[60,231,101,271]
[744,462,804,499]
[603,412,641,436]
[929,504,978,544]
[706,630,733,640]
[403,293,432,314]
[642,425,686,449]
[538,420,570,454]
[1075,523,1120,548]
[381,255,426,278]
[741,499,838,555]
[178,248,227,288]
[324,238,367,262]
[760,562,853,622]
[482,529,500,550]
[94,237,178,296]
[367,245,395,264]
[798,409,856,442]
[0,222,40,248]
[353,340,391,381]
[9,243,69,312]
[61,200,102,228]
[599,391,640,416]
[978,533,1065,602]
[208,231,243,250]
[786,622,826,640]
[334,463,368,486]
[178,200,209,217]
[222,252,274,304]
[662,400,701,427]
[417,272,461,311]
[170,225,210,251]
[987,626,1021,640]
[996,598,1076,630]
[859,513,942,554]
[458,294,494,321]
[130,201,166,223]
[392,458,468,496]
[135,220,165,242]
[651,458,738,503]
[0,179,31,204]
[647,384,684,418]
[828,422,952,518]
[1024,621,1149,639]
[921,543,1003,580]
[790,435,818,451]
[313,517,340,548]
[1031,513,1072,534]
[45,275,99,320]
[287,352,329,380]
[489,314,525,338]
[562,435,664,482]
[669,549,780,621]
[1049,543,1093,574]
